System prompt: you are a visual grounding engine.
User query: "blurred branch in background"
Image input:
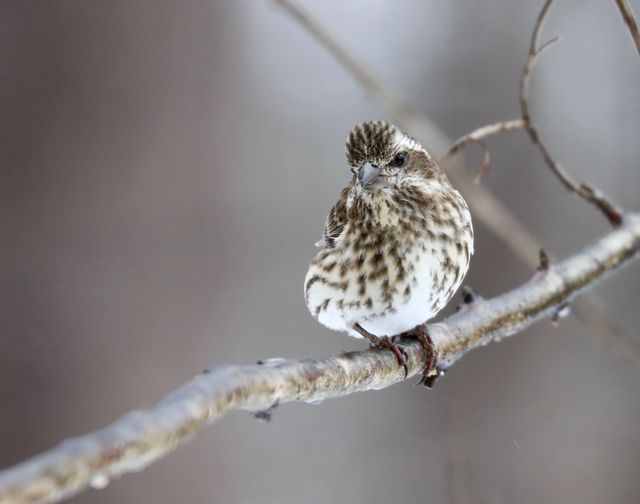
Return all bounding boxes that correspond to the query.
[1,214,639,504]
[276,0,640,368]
[616,0,640,57]
[273,0,453,157]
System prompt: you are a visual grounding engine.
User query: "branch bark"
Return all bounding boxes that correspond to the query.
[1,213,639,504]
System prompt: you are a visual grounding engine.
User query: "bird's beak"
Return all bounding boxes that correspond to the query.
[357,162,381,189]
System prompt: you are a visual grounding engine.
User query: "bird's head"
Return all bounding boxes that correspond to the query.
[345,121,441,194]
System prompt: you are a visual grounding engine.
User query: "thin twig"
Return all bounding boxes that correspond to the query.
[519,0,624,226]
[615,0,640,57]
[1,214,639,504]
[444,119,526,159]
[468,138,491,184]
[441,119,526,182]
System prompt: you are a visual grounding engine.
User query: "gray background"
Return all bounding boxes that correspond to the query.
[2,1,639,503]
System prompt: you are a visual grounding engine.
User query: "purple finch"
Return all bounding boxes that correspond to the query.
[304,121,473,384]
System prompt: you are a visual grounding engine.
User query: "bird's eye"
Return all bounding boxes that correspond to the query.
[394,152,406,167]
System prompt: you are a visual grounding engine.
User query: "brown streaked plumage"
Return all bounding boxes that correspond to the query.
[304,121,474,384]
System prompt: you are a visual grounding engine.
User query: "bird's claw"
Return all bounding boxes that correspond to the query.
[353,323,409,378]
[417,367,444,388]
[406,324,438,387]
[375,336,409,378]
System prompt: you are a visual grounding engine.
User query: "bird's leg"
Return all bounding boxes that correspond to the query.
[353,323,408,378]
[401,323,438,387]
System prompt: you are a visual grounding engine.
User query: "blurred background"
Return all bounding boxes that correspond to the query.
[2,0,640,502]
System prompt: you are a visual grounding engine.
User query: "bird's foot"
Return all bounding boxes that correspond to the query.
[354,324,409,378]
[402,324,438,387]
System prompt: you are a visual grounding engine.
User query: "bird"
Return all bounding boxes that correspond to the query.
[304,121,474,385]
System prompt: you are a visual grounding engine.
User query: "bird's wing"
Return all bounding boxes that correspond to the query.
[317,186,350,249]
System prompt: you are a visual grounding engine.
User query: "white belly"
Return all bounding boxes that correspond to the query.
[347,250,442,337]
[306,246,457,339]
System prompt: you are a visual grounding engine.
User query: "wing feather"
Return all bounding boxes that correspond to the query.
[318,186,350,248]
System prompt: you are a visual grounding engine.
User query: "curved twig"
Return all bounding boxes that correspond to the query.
[441,119,526,182]
[519,0,624,226]
[1,214,639,504]
[444,119,526,160]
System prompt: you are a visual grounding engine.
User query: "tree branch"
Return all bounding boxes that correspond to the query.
[1,214,639,504]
